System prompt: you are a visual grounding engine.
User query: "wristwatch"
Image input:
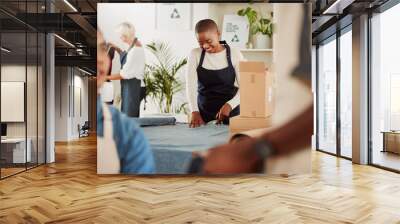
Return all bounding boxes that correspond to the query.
[253,138,276,161]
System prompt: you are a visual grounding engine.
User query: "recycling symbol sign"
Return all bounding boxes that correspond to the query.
[170,8,180,19]
[231,34,240,42]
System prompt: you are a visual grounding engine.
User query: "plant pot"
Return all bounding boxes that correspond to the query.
[253,34,272,49]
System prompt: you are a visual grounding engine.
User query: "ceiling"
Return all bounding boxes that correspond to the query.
[312,0,390,43]
[0,0,98,74]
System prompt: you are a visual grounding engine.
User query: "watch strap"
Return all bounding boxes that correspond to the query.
[254,138,275,160]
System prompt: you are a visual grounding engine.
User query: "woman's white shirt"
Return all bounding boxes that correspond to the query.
[120,46,146,87]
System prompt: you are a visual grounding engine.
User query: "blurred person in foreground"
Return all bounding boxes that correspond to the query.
[97,30,155,174]
[199,4,313,174]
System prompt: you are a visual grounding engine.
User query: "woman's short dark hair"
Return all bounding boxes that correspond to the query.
[195,19,218,33]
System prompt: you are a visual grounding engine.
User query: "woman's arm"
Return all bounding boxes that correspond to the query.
[107,74,123,80]
[186,49,205,127]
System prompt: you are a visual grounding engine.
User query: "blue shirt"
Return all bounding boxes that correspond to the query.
[97,97,155,174]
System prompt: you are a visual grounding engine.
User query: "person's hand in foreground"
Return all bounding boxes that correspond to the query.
[203,138,262,174]
[202,105,313,174]
[190,111,205,128]
[215,103,232,124]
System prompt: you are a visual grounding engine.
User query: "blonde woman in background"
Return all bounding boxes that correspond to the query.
[107,22,146,117]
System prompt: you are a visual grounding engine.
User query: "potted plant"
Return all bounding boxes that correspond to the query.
[238,7,273,49]
[254,14,273,49]
[144,41,188,114]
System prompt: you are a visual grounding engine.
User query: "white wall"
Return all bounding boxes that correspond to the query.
[54,67,89,141]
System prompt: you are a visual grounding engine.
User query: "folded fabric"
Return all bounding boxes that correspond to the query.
[133,117,176,127]
[152,148,192,174]
[142,123,229,152]
[142,123,230,174]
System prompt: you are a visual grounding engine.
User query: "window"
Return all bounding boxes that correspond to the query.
[317,36,337,154]
[0,1,47,179]
[339,28,352,158]
[370,2,400,171]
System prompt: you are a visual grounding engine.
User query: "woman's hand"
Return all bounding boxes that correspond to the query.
[216,103,232,124]
[190,111,205,128]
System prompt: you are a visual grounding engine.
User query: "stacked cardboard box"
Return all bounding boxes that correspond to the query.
[229,61,274,135]
[229,117,272,135]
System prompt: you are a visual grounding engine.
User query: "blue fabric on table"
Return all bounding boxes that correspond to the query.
[133,117,176,127]
[151,149,193,174]
[142,123,229,174]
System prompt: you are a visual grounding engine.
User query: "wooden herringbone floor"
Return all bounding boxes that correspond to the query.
[0,135,400,224]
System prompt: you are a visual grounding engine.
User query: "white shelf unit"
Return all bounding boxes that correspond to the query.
[240,48,273,66]
[240,49,273,52]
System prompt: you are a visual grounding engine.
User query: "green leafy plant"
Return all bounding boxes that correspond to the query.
[238,7,273,38]
[174,102,189,115]
[144,41,187,114]
[237,7,259,36]
[258,17,273,37]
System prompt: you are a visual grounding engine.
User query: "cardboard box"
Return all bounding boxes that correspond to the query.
[239,61,274,118]
[229,116,272,135]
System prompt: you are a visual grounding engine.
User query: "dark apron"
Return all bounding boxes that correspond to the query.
[119,43,145,117]
[197,41,240,124]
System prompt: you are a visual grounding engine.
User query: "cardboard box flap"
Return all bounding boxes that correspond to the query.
[239,61,266,73]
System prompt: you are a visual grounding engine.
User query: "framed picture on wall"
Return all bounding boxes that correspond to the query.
[221,15,249,49]
[156,3,192,31]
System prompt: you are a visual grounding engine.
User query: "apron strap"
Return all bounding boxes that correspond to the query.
[216,40,233,68]
[220,41,237,85]
[224,43,234,68]
[127,37,138,52]
[120,37,138,67]
[199,49,206,68]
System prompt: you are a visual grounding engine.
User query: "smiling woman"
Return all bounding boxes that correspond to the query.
[186,19,243,127]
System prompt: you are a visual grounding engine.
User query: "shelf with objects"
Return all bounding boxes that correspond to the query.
[208,3,275,66]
